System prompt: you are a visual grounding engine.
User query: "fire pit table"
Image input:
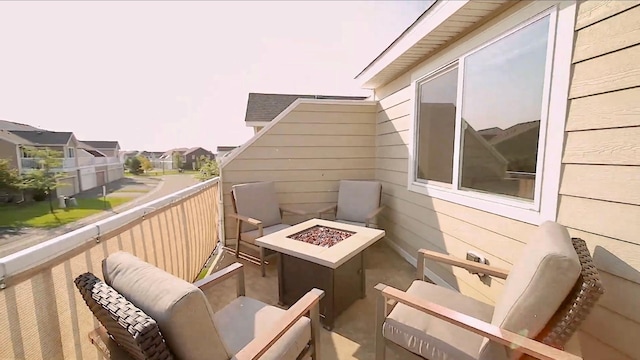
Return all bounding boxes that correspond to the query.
[255,218,385,329]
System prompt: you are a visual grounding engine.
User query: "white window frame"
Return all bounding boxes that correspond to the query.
[407,1,576,225]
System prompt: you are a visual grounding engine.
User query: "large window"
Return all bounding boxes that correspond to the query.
[409,7,565,222]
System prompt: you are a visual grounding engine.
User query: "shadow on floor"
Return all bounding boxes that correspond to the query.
[204,240,417,360]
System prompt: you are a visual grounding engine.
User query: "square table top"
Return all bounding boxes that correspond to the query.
[255,218,385,269]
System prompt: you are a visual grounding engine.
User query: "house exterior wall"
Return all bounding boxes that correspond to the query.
[221,101,377,241]
[0,138,18,168]
[373,1,639,358]
[184,148,214,170]
[555,2,640,358]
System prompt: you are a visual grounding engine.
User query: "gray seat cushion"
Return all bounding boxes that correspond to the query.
[383,280,494,360]
[240,223,291,244]
[233,181,283,232]
[336,180,382,223]
[214,296,311,360]
[478,221,581,360]
[102,252,229,360]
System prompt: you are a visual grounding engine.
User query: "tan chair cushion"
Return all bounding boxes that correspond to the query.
[241,223,291,244]
[383,280,494,360]
[214,296,310,360]
[102,252,229,360]
[478,221,581,360]
[233,181,282,232]
[336,180,382,223]
[334,219,367,228]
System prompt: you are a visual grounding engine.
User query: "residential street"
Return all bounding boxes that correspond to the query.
[0,174,199,257]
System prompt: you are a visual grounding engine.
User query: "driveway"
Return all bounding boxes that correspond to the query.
[0,174,200,257]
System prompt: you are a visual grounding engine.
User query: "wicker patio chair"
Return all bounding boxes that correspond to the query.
[75,251,324,360]
[317,180,385,228]
[374,221,604,360]
[229,181,309,277]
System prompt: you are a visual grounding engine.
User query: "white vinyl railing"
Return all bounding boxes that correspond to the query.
[0,178,221,359]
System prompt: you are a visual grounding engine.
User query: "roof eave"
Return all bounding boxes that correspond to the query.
[356,0,509,89]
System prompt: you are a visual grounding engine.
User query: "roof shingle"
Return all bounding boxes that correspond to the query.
[244,93,368,123]
[9,130,72,145]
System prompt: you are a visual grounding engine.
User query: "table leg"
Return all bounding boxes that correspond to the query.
[277,252,285,306]
[360,251,366,299]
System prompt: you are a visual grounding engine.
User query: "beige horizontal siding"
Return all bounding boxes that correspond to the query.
[565,87,640,131]
[371,1,640,358]
[561,2,640,358]
[221,102,376,242]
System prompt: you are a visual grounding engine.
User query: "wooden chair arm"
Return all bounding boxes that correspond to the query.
[365,205,386,226]
[316,204,337,215]
[418,249,509,280]
[193,262,245,296]
[375,284,581,360]
[279,205,310,216]
[234,288,325,360]
[228,213,262,227]
[88,325,135,359]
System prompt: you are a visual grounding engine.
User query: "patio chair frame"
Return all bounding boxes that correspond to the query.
[229,185,309,277]
[87,262,324,360]
[375,237,603,360]
[317,181,385,228]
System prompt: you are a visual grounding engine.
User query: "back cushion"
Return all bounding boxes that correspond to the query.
[336,180,382,223]
[232,181,282,232]
[103,252,230,360]
[478,221,581,359]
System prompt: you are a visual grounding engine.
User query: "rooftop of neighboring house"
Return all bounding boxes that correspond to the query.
[216,145,238,152]
[0,119,43,131]
[244,93,369,123]
[160,147,189,158]
[0,129,34,145]
[9,130,73,145]
[80,140,120,149]
[184,147,214,156]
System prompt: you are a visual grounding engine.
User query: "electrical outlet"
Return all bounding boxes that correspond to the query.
[466,251,487,277]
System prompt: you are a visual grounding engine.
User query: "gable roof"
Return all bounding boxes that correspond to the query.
[0,120,43,131]
[161,148,188,158]
[184,147,214,156]
[9,130,72,145]
[244,93,369,123]
[81,140,120,149]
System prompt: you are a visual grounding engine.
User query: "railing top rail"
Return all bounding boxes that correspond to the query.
[0,177,220,286]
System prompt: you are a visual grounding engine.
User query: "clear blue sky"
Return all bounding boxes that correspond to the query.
[0,1,431,151]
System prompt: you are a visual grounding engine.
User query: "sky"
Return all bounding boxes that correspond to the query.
[0,1,431,151]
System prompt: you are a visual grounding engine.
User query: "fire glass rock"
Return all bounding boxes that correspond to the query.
[287,225,354,248]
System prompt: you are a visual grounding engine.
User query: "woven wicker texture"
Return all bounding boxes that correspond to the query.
[74,272,174,360]
[536,237,605,348]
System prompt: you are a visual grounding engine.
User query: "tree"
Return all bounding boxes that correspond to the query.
[0,158,19,191]
[17,147,65,214]
[196,158,219,181]
[172,152,184,170]
[138,156,153,172]
[127,156,142,174]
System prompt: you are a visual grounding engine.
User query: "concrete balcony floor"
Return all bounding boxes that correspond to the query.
[206,240,420,360]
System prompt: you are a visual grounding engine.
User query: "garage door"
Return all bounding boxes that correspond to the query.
[80,168,97,191]
[56,177,77,197]
[108,168,123,182]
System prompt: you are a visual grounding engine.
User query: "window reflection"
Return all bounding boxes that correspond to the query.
[416,67,458,184]
[459,16,550,200]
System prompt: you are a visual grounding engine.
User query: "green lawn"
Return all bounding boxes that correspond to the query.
[0,197,132,228]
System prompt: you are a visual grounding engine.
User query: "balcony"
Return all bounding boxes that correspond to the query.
[20,157,76,170]
[21,156,122,171]
[0,177,418,359]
